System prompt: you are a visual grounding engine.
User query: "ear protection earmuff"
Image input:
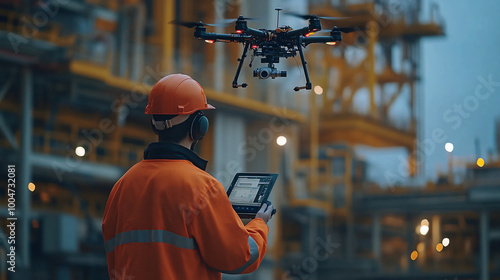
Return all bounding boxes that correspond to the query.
[189,111,209,141]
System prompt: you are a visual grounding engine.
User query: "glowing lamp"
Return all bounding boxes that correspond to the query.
[75,146,86,157]
[442,238,450,247]
[276,136,287,146]
[445,142,454,153]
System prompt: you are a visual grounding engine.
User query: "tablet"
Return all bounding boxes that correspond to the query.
[226,173,278,218]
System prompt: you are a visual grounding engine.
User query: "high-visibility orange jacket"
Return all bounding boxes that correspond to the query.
[102,142,269,280]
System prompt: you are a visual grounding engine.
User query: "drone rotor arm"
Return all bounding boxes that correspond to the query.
[301,35,342,45]
[243,27,268,39]
[282,26,311,39]
[196,32,251,43]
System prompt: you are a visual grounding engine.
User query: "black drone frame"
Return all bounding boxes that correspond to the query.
[185,14,345,91]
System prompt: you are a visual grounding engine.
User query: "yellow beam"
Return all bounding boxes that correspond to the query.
[380,22,444,38]
[289,199,334,215]
[320,115,415,149]
[341,80,364,112]
[70,61,306,122]
[204,89,306,123]
[385,82,404,112]
[70,61,152,93]
[378,68,409,84]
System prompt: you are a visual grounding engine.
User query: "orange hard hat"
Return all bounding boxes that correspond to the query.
[145,74,215,115]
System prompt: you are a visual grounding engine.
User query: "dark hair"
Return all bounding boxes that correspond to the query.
[151,114,196,143]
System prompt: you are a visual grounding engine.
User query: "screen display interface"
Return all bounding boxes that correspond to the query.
[228,176,273,206]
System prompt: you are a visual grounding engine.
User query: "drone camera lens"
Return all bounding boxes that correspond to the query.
[253,67,285,79]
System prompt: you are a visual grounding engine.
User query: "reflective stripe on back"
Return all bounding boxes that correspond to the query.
[216,236,259,274]
[104,229,196,253]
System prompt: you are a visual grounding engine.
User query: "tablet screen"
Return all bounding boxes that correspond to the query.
[228,174,275,207]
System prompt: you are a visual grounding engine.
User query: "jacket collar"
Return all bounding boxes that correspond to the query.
[143,142,208,171]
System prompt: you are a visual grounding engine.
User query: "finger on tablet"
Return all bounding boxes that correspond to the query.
[258,203,268,213]
[264,205,273,215]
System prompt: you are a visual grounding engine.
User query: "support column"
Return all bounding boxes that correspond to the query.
[130,2,145,82]
[345,153,354,260]
[309,88,319,194]
[406,215,415,274]
[19,67,33,268]
[448,151,454,184]
[118,10,129,78]
[294,212,321,280]
[309,215,318,255]
[480,211,490,280]
[346,214,354,261]
[213,0,225,91]
[431,215,441,257]
[372,213,381,261]
[409,146,417,177]
[161,0,175,73]
[367,22,378,118]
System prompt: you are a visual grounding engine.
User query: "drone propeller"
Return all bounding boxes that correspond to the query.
[170,20,228,28]
[316,26,365,33]
[286,12,348,21]
[217,17,258,24]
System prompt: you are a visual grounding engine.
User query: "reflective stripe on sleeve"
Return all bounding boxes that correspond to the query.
[104,229,196,253]
[216,236,260,274]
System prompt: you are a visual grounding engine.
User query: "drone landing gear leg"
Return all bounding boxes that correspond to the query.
[294,41,312,92]
[232,42,250,88]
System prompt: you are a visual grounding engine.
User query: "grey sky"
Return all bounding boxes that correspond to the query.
[422,0,500,180]
[358,0,500,186]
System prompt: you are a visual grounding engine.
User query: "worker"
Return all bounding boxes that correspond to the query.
[102,74,275,280]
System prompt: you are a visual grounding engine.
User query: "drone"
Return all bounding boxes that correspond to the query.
[173,9,358,91]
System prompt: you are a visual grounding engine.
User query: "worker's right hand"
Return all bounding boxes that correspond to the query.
[256,202,275,223]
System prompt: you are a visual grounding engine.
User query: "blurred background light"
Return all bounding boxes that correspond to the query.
[28,182,36,192]
[442,238,450,247]
[411,250,418,261]
[75,146,86,157]
[277,136,287,146]
[445,142,454,153]
[436,243,444,252]
[421,219,429,227]
[314,85,323,95]
[420,225,429,235]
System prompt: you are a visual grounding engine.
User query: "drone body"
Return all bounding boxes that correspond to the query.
[174,10,354,91]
